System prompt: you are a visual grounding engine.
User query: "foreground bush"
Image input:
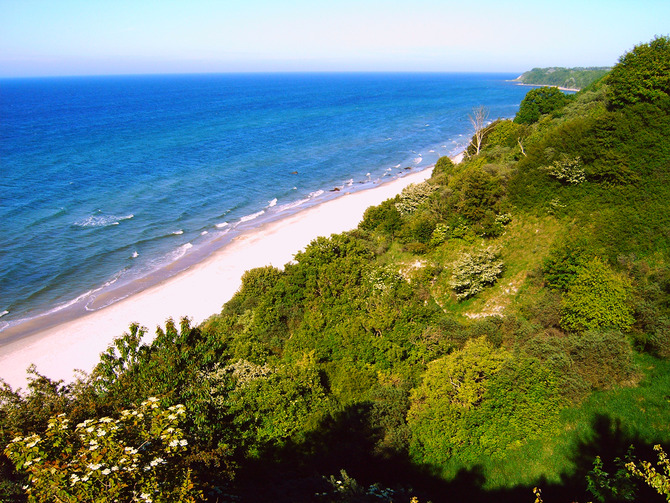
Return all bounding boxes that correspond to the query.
[4,398,200,503]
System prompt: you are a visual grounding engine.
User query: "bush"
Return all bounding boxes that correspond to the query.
[568,329,636,390]
[544,155,586,184]
[359,198,402,237]
[607,36,670,109]
[4,398,200,502]
[449,248,504,300]
[395,181,437,216]
[514,87,571,125]
[561,257,635,332]
[407,337,562,466]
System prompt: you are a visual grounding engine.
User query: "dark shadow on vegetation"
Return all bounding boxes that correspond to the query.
[225,410,669,503]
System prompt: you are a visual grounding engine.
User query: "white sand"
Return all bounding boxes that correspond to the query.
[0,168,436,390]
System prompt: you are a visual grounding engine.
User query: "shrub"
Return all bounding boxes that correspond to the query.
[544,155,586,184]
[360,198,402,237]
[561,257,635,332]
[568,329,636,390]
[514,87,571,125]
[407,337,562,466]
[449,248,504,300]
[429,223,450,246]
[607,36,670,109]
[4,398,200,502]
[395,181,437,216]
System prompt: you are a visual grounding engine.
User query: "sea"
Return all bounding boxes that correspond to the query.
[0,73,530,342]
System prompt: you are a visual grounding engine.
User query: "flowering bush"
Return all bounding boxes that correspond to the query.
[4,397,200,502]
[544,155,585,184]
[449,248,504,300]
[395,181,436,216]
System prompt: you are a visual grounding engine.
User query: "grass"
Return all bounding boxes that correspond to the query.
[472,353,670,490]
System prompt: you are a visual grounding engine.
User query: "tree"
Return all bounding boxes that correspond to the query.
[514,87,570,125]
[560,257,635,332]
[468,105,489,156]
[607,36,670,109]
[407,337,561,466]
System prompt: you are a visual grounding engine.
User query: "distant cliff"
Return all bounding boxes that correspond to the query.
[515,66,610,90]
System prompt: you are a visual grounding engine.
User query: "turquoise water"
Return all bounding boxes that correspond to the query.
[0,73,530,336]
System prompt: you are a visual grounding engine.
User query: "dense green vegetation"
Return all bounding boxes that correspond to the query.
[516,66,611,89]
[2,37,670,502]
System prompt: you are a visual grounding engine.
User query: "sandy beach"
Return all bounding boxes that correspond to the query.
[0,163,459,390]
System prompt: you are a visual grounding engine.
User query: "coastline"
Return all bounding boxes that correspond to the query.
[0,157,462,390]
[509,80,581,92]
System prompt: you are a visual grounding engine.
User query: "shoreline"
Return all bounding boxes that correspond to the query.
[508,80,581,92]
[0,156,462,390]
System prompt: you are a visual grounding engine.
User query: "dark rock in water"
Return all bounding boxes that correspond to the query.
[290,171,298,175]
[404,167,412,170]
[330,187,340,192]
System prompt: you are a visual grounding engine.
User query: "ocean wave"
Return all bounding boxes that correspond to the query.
[172,230,184,235]
[131,251,139,258]
[0,310,8,319]
[267,198,277,208]
[215,221,229,228]
[170,242,193,261]
[74,213,134,228]
[309,190,325,198]
[240,210,265,223]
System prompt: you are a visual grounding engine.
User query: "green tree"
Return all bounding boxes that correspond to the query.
[407,337,561,466]
[514,86,570,125]
[607,36,670,109]
[561,257,635,332]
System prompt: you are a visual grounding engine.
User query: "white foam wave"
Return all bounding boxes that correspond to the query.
[413,157,422,164]
[268,198,278,208]
[131,251,138,258]
[172,230,183,235]
[168,242,194,262]
[240,210,265,223]
[0,310,8,319]
[394,164,401,169]
[201,230,208,235]
[75,213,134,228]
[215,221,229,228]
[309,190,325,198]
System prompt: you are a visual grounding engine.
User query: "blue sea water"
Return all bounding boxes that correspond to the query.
[0,73,530,338]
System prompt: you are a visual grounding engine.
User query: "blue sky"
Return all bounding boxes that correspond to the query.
[1,0,668,77]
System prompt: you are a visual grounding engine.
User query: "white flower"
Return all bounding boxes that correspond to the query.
[99,417,113,423]
[149,457,165,467]
[88,463,102,471]
[169,439,179,448]
[179,439,188,446]
[102,468,111,475]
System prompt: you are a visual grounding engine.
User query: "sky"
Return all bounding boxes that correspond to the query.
[1,0,668,77]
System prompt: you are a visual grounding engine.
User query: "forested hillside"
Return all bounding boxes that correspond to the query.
[516,66,611,89]
[2,36,670,503]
